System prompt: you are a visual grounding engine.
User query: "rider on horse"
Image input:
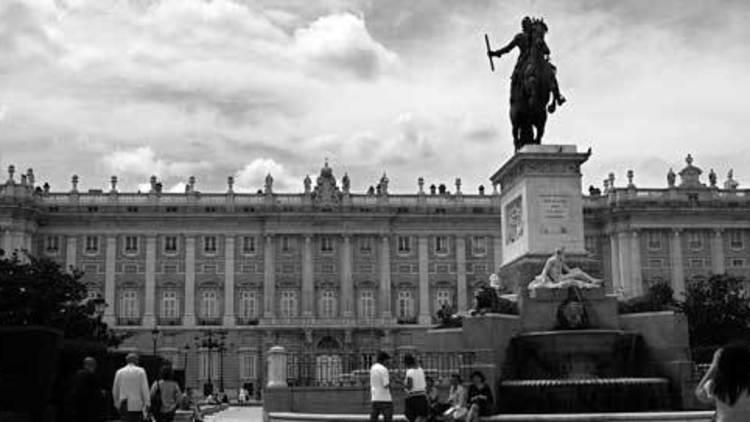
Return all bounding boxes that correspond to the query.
[489,17,566,113]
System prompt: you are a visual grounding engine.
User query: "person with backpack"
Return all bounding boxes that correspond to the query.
[149,365,182,422]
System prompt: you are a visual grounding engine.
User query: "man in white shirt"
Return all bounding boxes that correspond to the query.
[112,353,150,422]
[370,351,393,422]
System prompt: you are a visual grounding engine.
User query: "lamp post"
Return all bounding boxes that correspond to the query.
[195,329,228,396]
[151,325,160,357]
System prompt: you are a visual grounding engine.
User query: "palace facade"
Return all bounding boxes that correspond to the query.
[1,155,749,392]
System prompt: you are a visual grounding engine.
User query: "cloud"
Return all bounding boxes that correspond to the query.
[100,146,212,183]
[293,13,400,79]
[234,158,300,193]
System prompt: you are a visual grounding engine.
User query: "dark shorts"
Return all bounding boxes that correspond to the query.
[405,394,428,421]
[370,401,393,422]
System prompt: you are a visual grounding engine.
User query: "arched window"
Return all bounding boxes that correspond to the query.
[397,290,415,319]
[315,355,342,386]
[436,289,452,311]
[200,290,218,319]
[120,289,139,318]
[319,290,337,318]
[239,290,258,320]
[359,290,375,319]
[279,290,298,318]
[161,290,179,319]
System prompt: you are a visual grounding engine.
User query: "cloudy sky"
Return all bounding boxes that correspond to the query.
[2,0,749,194]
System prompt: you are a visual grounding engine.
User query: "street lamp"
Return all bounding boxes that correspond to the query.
[151,325,160,357]
[194,329,228,396]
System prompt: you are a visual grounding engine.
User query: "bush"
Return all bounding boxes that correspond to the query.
[618,281,678,314]
[681,274,750,361]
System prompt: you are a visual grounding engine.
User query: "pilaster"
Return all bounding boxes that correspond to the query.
[184,236,196,327]
[340,235,354,318]
[263,235,276,319]
[65,235,77,272]
[711,229,725,275]
[418,236,430,324]
[302,235,314,318]
[670,229,685,300]
[380,235,392,319]
[224,236,236,326]
[456,236,467,313]
[616,232,632,297]
[630,231,643,297]
[142,235,156,327]
[609,233,621,295]
[103,235,116,325]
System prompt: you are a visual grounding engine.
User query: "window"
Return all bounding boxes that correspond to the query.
[242,236,256,254]
[204,236,217,254]
[435,236,449,254]
[585,236,598,254]
[315,355,342,386]
[161,291,179,319]
[472,236,487,256]
[86,289,100,301]
[397,236,411,254]
[690,259,705,268]
[436,289,452,311]
[124,236,139,254]
[200,290,219,319]
[164,236,178,254]
[648,259,664,268]
[279,290,298,318]
[238,350,258,380]
[319,290,337,318]
[320,236,334,253]
[396,290,415,319]
[360,237,372,254]
[688,232,703,250]
[648,232,663,250]
[281,236,292,253]
[730,231,744,250]
[198,350,219,380]
[359,290,375,319]
[44,236,60,254]
[85,236,99,254]
[239,291,258,320]
[120,290,139,318]
[731,259,745,268]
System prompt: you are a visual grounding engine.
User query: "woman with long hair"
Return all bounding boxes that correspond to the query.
[150,364,182,422]
[696,342,750,421]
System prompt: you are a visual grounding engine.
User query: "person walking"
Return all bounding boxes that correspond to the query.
[369,351,393,422]
[112,353,150,422]
[70,356,106,422]
[696,342,750,422]
[150,365,182,422]
[402,354,428,422]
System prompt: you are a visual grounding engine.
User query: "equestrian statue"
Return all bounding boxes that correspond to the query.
[486,17,566,150]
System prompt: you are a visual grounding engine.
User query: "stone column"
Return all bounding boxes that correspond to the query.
[456,236,468,313]
[630,231,643,297]
[711,229,726,275]
[380,235,392,319]
[184,236,196,327]
[66,235,77,272]
[143,235,156,327]
[266,346,288,388]
[418,236,430,324]
[2,228,11,255]
[104,235,117,325]
[302,235,314,318]
[617,232,632,297]
[670,229,685,299]
[263,235,276,319]
[224,236,236,326]
[609,233,620,295]
[340,235,354,318]
[492,235,502,275]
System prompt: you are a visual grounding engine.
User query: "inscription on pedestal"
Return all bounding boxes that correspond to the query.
[539,193,571,235]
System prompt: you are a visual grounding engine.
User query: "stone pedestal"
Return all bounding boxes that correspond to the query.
[491,144,591,263]
[518,286,619,332]
[266,346,288,388]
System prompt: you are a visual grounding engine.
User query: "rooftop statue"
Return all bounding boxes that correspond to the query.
[486,17,566,150]
[528,247,602,292]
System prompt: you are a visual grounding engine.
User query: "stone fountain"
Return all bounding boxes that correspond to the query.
[424,145,693,413]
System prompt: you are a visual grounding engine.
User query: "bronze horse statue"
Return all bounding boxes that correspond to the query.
[489,18,565,151]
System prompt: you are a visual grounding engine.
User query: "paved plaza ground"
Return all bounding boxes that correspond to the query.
[205,406,264,422]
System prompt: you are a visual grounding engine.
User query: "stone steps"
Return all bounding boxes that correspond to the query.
[267,411,714,422]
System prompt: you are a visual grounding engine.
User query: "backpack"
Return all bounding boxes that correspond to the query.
[150,380,163,414]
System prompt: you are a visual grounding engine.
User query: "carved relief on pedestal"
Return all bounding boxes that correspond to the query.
[505,195,524,244]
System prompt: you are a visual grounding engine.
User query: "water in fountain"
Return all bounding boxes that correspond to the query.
[497,329,673,412]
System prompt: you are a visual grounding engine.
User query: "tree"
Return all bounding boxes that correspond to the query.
[681,273,750,362]
[0,250,123,346]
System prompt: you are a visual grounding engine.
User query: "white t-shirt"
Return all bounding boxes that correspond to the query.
[370,363,392,402]
[405,367,426,394]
